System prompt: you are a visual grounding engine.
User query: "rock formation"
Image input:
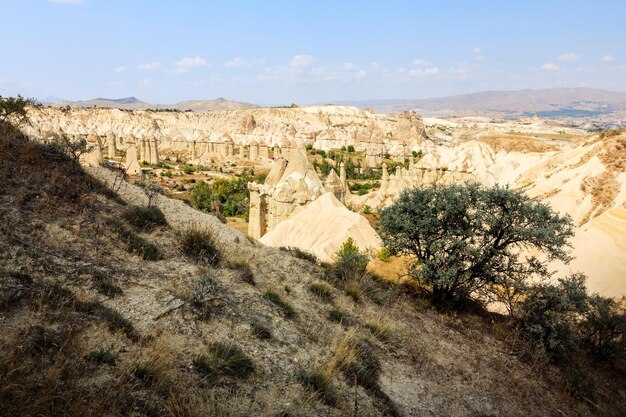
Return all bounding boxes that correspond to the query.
[124,135,141,175]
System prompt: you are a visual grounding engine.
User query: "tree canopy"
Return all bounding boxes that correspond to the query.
[379,183,574,306]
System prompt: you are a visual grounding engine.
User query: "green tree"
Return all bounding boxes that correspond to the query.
[0,95,39,125]
[379,183,574,305]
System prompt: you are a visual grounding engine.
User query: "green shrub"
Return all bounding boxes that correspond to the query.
[181,226,221,266]
[514,274,588,360]
[581,294,626,360]
[308,282,334,302]
[88,347,118,365]
[331,238,369,282]
[279,246,318,263]
[193,342,254,380]
[347,145,355,153]
[264,290,296,319]
[376,246,391,262]
[123,205,167,231]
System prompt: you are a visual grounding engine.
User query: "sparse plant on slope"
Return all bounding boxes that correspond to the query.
[331,238,369,282]
[181,225,221,266]
[379,183,574,306]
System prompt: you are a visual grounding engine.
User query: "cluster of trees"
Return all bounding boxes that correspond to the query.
[189,174,265,220]
[379,183,625,361]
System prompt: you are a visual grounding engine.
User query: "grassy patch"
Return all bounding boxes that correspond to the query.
[192,342,254,381]
[88,347,118,365]
[106,217,161,261]
[365,322,392,342]
[296,369,335,405]
[75,300,139,341]
[91,270,123,298]
[308,281,334,302]
[229,260,255,285]
[123,205,167,231]
[264,290,296,319]
[131,363,155,382]
[328,307,346,324]
[279,246,318,264]
[181,226,221,266]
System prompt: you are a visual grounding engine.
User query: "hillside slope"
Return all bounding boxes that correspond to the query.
[1,123,623,416]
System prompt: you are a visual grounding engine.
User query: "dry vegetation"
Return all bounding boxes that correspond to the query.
[480,134,560,153]
[1,121,624,416]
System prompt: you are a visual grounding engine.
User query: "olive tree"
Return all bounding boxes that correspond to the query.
[379,183,574,307]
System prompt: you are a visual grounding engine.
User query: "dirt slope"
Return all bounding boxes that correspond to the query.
[1,124,622,416]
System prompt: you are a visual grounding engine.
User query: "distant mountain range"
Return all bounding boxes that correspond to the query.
[45,96,258,112]
[41,88,626,118]
[332,88,626,118]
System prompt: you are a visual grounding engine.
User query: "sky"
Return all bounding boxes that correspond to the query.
[1,0,625,105]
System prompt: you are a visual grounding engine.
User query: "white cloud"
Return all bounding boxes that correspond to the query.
[472,47,482,54]
[20,81,34,88]
[172,57,209,74]
[408,67,439,77]
[225,57,247,68]
[114,66,127,73]
[451,62,473,75]
[138,62,161,71]
[602,54,614,62]
[559,52,579,62]
[49,0,85,4]
[412,59,431,67]
[290,54,316,68]
[541,62,560,71]
[342,62,356,71]
[355,70,366,79]
[224,57,265,68]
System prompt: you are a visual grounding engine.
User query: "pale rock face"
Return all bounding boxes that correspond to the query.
[259,192,382,262]
[248,149,345,239]
[23,105,427,156]
[123,135,141,175]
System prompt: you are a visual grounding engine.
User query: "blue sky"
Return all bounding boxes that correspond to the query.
[1,0,624,105]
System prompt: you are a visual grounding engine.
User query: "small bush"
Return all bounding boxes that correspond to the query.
[251,321,272,340]
[190,272,223,320]
[123,205,167,231]
[296,369,335,405]
[582,294,626,360]
[193,342,254,381]
[88,347,118,365]
[181,226,221,266]
[376,247,391,262]
[365,322,392,342]
[345,282,362,303]
[264,290,296,319]
[279,246,318,264]
[308,282,334,302]
[332,238,369,282]
[230,260,255,285]
[328,307,346,323]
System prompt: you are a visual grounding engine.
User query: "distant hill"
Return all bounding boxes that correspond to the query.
[334,88,626,118]
[51,96,258,112]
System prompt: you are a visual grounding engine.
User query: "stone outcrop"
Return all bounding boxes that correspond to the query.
[123,135,141,175]
[22,105,428,158]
